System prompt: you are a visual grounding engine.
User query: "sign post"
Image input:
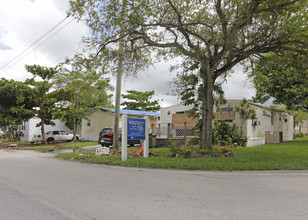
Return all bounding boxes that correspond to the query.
[144,116,149,158]
[121,114,128,161]
[122,117,149,160]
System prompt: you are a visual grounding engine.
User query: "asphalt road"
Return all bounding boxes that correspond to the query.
[0,150,307,220]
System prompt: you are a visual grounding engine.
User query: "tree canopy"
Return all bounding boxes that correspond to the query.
[25,64,65,144]
[235,99,256,134]
[121,90,161,112]
[0,78,35,140]
[68,0,308,150]
[55,54,113,140]
[249,52,308,111]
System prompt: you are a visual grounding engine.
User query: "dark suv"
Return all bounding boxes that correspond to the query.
[98,127,140,147]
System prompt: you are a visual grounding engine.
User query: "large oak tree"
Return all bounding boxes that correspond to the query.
[69,0,307,150]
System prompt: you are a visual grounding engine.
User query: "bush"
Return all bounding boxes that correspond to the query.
[168,143,235,158]
[295,133,304,138]
[15,131,24,141]
[212,120,247,147]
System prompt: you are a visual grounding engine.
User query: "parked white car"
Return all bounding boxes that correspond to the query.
[32,130,79,143]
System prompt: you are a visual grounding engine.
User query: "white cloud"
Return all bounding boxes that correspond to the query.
[0,0,257,108]
[113,61,256,108]
[117,61,180,108]
[222,65,256,100]
[0,0,88,80]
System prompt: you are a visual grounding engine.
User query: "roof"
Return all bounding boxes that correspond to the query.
[98,107,160,117]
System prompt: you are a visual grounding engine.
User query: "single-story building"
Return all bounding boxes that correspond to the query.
[159,100,294,147]
[81,107,160,141]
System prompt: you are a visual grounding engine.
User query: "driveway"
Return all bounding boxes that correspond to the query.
[0,150,307,220]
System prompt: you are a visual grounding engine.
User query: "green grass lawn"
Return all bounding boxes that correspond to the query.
[54,138,308,171]
[19,141,98,152]
[0,138,32,144]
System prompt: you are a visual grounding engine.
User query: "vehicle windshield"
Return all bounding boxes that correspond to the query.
[102,128,113,133]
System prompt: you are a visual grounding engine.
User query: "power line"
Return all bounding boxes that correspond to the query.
[0,18,76,74]
[0,17,74,73]
[51,47,80,66]
[0,17,68,70]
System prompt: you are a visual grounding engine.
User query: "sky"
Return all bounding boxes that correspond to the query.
[0,0,257,108]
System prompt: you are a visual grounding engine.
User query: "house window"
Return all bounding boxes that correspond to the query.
[258,121,261,126]
[87,119,91,127]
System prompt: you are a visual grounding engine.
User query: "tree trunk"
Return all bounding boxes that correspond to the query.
[41,117,46,144]
[8,126,14,142]
[73,118,78,142]
[73,118,76,142]
[200,69,214,151]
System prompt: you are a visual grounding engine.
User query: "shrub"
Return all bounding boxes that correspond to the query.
[168,143,235,158]
[295,133,304,138]
[215,146,236,157]
[212,120,247,147]
[168,141,180,157]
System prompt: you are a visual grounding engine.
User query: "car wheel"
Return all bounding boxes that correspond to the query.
[47,138,54,144]
[129,144,134,147]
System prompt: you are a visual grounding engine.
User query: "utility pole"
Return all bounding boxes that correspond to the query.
[113,51,123,154]
[113,0,126,154]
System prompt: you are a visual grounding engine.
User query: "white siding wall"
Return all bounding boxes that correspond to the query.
[283,113,294,141]
[247,138,265,147]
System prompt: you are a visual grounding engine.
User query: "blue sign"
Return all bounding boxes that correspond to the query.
[127,118,146,140]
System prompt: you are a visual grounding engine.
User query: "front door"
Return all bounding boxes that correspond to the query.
[279,132,283,143]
